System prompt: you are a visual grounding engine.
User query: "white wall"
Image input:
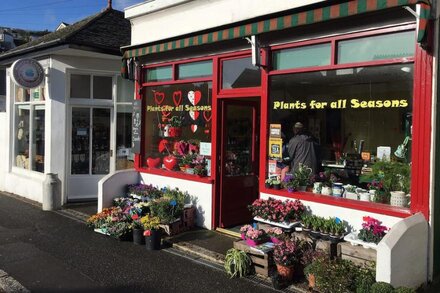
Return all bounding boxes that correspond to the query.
[260,193,402,232]
[0,112,6,190]
[139,173,213,229]
[126,0,325,46]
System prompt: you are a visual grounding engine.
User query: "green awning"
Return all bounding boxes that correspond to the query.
[122,0,431,59]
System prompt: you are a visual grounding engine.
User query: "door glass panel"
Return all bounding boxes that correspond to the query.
[116,104,133,170]
[222,57,261,89]
[70,74,90,99]
[71,108,90,174]
[225,105,253,176]
[93,76,113,100]
[92,108,110,174]
[32,105,45,172]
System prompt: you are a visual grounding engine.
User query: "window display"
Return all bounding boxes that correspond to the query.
[143,82,212,177]
[268,63,413,208]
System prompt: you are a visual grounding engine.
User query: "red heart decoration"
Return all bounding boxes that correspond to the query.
[154,92,165,105]
[189,111,199,121]
[158,139,169,153]
[172,91,182,107]
[163,155,177,170]
[191,124,198,133]
[146,157,161,168]
[203,111,212,122]
[194,91,202,105]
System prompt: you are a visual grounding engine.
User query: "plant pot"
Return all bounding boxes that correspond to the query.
[310,230,321,239]
[116,232,133,241]
[133,228,145,245]
[245,238,261,247]
[145,229,161,250]
[345,191,358,200]
[329,234,343,244]
[276,263,295,281]
[390,191,407,207]
[313,182,322,194]
[185,168,195,174]
[359,192,371,202]
[320,232,329,241]
[307,273,316,289]
[332,183,344,197]
[265,183,272,189]
[270,237,282,244]
[321,186,332,195]
[273,184,281,190]
[298,186,307,192]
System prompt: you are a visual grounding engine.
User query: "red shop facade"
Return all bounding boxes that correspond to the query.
[122,0,437,276]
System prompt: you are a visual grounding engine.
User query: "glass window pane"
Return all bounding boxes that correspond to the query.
[32,106,45,172]
[338,31,415,64]
[70,74,90,99]
[116,104,133,170]
[144,82,212,176]
[15,105,30,169]
[177,60,213,79]
[71,108,90,174]
[146,66,172,82]
[15,86,30,102]
[93,76,113,100]
[92,108,110,174]
[273,43,331,70]
[268,64,413,208]
[117,76,134,103]
[222,57,260,89]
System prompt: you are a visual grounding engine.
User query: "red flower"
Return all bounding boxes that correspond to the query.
[143,230,151,236]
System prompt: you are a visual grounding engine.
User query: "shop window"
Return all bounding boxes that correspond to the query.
[70,74,91,99]
[145,66,172,82]
[177,60,212,79]
[268,64,413,208]
[273,43,331,70]
[143,82,212,176]
[222,57,260,89]
[337,31,415,64]
[93,76,113,100]
[14,86,45,172]
[116,77,134,170]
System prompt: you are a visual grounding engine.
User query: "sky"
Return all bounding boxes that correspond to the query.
[0,0,144,31]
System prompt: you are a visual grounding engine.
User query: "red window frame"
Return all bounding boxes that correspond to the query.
[260,23,431,219]
[134,56,215,184]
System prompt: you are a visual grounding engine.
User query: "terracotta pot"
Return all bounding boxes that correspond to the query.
[276,263,295,281]
[308,273,316,288]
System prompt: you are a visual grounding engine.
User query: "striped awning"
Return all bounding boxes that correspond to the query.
[122,0,431,60]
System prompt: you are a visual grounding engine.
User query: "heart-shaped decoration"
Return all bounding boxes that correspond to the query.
[173,91,182,107]
[163,155,177,170]
[194,90,202,105]
[189,111,199,121]
[191,124,198,133]
[146,157,161,168]
[158,139,169,153]
[154,92,165,105]
[203,110,212,122]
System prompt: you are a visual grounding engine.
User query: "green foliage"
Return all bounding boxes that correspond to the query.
[105,221,132,239]
[370,282,394,293]
[363,161,411,193]
[311,258,358,293]
[224,248,253,278]
[393,287,416,293]
[355,265,376,293]
[149,187,186,224]
[169,116,183,127]
[294,163,313,186]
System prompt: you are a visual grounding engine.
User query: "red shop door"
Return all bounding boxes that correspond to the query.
[218,98,260,228]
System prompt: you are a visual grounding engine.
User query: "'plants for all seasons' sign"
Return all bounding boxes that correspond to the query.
[272,98,409,110]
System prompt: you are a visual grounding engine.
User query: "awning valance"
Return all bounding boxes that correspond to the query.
[122,0,431,60]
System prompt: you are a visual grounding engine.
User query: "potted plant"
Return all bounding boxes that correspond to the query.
[310,216,322,239]
[344,184,358,200]
[192,155,207,177]
[370,282,395,293]
[106,221,132,241]
[320,218,332,240]
[301,214,312,232]
[245,227,266,247]
[168,116,183,137]
[273,239,300,281]
[140,214,162,250]
[329,219,346,244]
[239,224,252,240]
[224,248,253,278]
[130,214,145,245]
[267,227,284,244]
[179,153,195,173]
[294,163,312,191]
[282,173,298,192]
[272,179,281,190]
[265,178,273,188]
[358,216,389,244]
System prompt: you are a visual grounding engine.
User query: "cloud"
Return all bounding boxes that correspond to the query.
[113,0,143,10]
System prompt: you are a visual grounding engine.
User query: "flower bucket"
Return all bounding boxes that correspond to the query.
[270,237,282,244]
[245,238,261,247]
[133,228,145,245]
[145,229,161,250]
[276,263,295,281]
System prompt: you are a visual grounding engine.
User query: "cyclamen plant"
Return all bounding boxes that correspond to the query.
[358,216,389,244]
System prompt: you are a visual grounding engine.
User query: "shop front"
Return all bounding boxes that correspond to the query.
[120,0,437,281]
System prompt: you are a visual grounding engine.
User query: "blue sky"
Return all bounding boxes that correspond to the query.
[0,0,143,31]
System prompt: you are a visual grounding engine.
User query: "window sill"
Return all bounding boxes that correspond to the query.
[261,187,412,218]
[136,167,214,184]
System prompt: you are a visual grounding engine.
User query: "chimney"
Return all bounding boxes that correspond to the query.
[107,0,112,9]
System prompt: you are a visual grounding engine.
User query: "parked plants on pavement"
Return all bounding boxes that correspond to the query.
[224,248,253,278]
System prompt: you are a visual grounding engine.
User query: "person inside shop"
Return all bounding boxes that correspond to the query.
[287,122,320,175]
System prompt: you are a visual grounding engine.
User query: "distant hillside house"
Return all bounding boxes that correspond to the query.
[0,6,134,205]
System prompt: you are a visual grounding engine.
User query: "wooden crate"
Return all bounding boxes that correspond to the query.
[160,219,182,236]
[181,206,196,231]
[337,242,376,267]
[233,240,274,277]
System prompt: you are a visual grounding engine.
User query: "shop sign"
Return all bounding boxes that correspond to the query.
[11,58,44,89]
[272,98,409,110]
[132,99,142,154]
[199,142,211,156]
[268,138,283,159]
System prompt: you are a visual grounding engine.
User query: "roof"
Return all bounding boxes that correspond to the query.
[0,8,131,61]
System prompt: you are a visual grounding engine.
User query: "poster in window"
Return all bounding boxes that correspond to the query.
[132,99,142,154]
[269,138,282,159]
